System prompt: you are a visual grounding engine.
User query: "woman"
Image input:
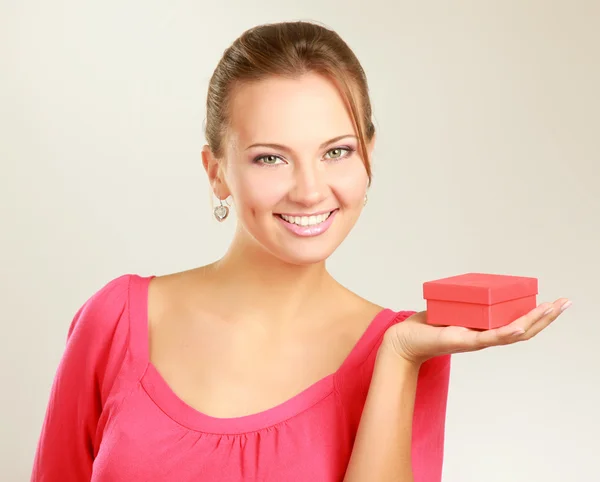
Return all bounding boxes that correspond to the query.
[31,21,570,482]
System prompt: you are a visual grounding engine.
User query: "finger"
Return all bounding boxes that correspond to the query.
[473,300,561,347]
[518,298,571,341]
[501,301,557,335]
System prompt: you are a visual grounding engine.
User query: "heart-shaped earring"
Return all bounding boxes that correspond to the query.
[213,198,229,222]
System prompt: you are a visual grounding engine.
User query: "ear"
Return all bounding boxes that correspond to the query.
[202,145,231,199]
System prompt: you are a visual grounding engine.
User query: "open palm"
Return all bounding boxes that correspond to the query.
[384,298,571,364]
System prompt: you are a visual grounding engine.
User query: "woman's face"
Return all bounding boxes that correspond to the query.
[205,72,373,265]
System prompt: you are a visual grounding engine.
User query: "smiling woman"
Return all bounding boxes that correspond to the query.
[30,19,569,482]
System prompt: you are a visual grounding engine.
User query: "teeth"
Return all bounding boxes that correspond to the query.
[280,212,332,226]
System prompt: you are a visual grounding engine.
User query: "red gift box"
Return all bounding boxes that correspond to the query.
[423,273,538,330]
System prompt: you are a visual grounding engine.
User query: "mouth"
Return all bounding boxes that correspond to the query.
[275,209,337,227]
[274,209,339,237]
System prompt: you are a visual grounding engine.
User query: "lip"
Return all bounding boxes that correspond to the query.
[275,209,338,237]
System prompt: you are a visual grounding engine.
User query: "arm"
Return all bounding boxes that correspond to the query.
[345,297,565,481]
[31,276,129,481]
[344,340,451,482]
[344,344,421,482]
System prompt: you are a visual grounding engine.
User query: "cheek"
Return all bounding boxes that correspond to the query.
[327,159,369,205]
[227,168,288,212]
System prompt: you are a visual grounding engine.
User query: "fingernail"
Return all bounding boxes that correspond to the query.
[543,307,554,316]
[512,328,526,336]
[560,300,573,313]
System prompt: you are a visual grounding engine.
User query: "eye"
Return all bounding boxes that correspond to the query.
[324,146,354,160]
[255,154,286,166]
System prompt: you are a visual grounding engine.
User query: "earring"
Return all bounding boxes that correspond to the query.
[213,198,229,222]
[363,193,368,207]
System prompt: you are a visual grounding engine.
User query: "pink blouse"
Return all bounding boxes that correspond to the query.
[31,273,451,481]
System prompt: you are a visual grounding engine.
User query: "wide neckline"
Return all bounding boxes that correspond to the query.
[129,273,395,435]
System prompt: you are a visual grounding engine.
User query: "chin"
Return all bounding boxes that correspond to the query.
[269,227,349,266]
[272,245,337,266]
[257,230,343,266]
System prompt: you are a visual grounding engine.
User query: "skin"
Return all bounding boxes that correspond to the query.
[149,72,382,418]
[147,71,571,480]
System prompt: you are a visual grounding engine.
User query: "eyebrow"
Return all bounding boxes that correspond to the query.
[245,134,357,152]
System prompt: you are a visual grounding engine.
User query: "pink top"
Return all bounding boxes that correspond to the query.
[31,274,451,482]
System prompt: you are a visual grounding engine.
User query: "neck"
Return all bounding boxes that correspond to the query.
[208,231,335,325]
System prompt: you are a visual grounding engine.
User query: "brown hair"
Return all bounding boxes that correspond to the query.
[205,21,376,184]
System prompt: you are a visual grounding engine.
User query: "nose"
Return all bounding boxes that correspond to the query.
[288,162,326,207]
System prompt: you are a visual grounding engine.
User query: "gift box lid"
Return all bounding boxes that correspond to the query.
[423,273,538,305]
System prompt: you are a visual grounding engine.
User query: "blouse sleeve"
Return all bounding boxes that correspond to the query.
[30,274,131,482]
[412,353,452,482]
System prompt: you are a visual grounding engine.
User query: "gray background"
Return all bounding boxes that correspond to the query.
[2,1,599,480]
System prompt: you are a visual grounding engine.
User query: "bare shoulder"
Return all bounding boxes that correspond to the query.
[330,283,386,332]
[147,265,216,332]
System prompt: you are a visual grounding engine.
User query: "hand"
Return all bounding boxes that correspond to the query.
[382,298,572,365]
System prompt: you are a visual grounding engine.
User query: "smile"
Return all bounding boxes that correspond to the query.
[277,211,333,227]
[275,209,338,237]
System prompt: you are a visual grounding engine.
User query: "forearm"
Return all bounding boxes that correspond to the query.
[344,345,421,482]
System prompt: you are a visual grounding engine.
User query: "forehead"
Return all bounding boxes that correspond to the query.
[227,73,356,149]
